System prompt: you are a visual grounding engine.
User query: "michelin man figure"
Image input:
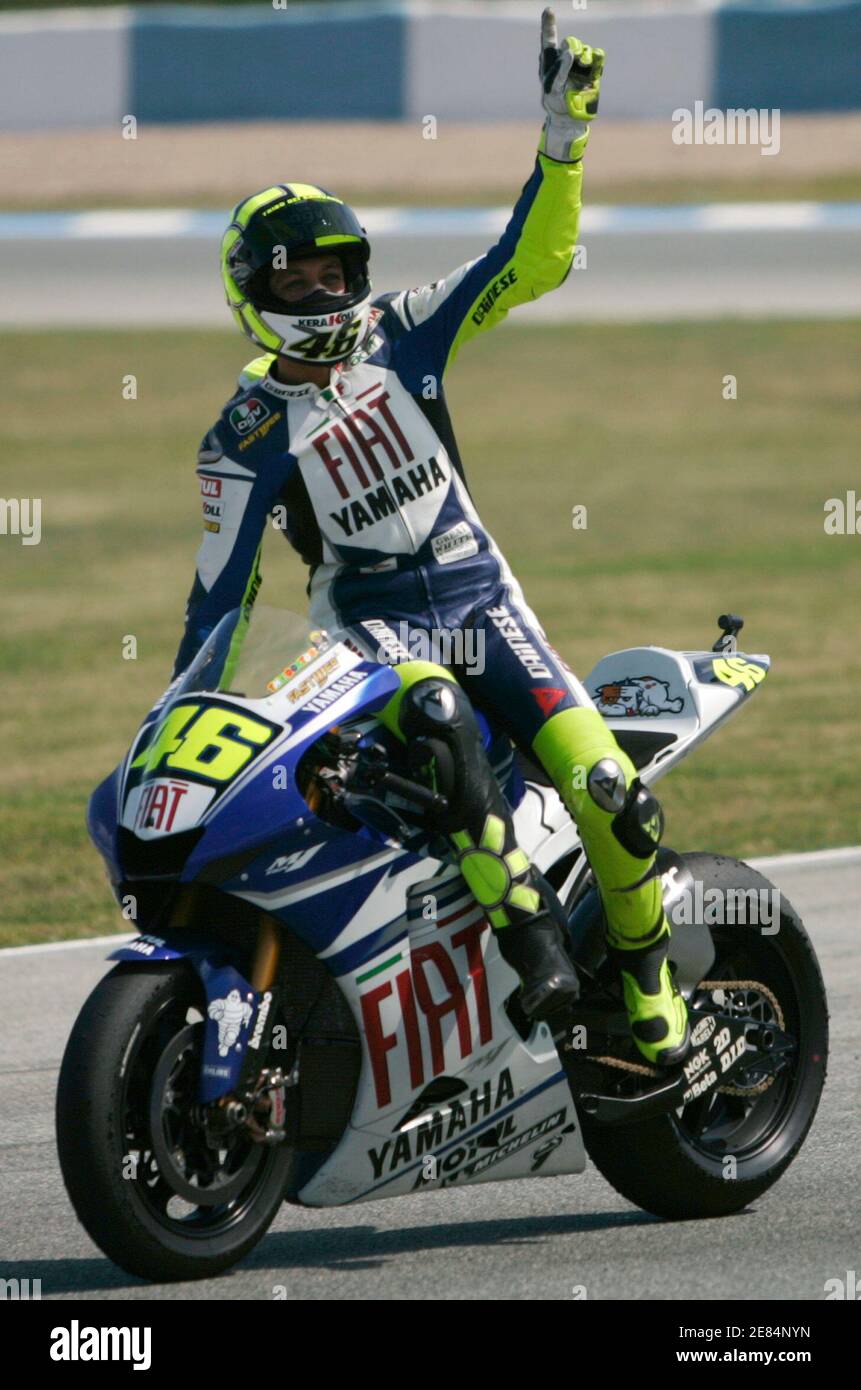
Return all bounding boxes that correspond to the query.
[208,989,253,1056]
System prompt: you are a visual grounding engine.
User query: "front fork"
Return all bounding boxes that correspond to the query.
[226,916,295,1145]
[182,904,293,1145]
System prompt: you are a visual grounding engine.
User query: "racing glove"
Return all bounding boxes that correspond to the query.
[538,7,605,164]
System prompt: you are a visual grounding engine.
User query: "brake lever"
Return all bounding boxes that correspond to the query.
[378,770,449,816]
[345,740,449,816]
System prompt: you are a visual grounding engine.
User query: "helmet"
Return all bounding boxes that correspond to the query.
[220,183,372,365]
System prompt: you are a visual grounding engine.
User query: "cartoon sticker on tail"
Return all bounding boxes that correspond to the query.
[594,676,684,718]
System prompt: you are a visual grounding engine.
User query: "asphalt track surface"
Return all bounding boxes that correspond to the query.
[1,848,857,1302]
[1,212,858,325]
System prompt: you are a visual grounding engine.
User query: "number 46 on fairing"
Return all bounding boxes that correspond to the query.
[131,702,278,784]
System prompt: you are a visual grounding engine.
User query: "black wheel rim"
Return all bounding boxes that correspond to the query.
[674,924,802,1163]
[120,988,279,1242]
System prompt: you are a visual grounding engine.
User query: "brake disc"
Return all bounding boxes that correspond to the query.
[148,1024,262,1207]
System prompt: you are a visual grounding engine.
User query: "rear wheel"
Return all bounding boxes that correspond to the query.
[56,962,295,1281]
[579,854,828,1219]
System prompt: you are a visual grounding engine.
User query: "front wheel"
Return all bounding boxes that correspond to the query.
[580,853,828,1219]
[56,962,295,1282]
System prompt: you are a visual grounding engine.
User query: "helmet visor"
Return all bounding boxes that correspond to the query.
[230,195,368,287]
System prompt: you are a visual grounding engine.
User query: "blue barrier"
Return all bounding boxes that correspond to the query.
[0,2,857,131]
[714,0,861,112]
[129,3,407,123]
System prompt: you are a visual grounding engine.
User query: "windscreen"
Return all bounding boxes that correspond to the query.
[173,605,332,701]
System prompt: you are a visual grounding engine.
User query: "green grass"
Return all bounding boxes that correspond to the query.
[1,321,859,945]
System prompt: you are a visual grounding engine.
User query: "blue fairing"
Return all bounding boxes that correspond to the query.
[88,765,123,886]
[181,662,399,877]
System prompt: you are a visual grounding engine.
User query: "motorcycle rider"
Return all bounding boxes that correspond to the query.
[172,9,690,1067]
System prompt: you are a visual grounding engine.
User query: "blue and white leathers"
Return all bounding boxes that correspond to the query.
[173,153,593,751]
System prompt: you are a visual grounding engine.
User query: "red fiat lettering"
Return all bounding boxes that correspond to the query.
[135,784,155,829]
[331,420,380,488]
[367,391,414,463]
[311,430,351,499]
[411,941,472,1075]
[395,968,425,1090]
[343,407,402,472]
[359,980,400,1108]
[360,930,493,1108]
[451,921,493,1045]
[163,782,189,831]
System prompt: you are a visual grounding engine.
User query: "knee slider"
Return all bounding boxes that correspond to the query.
[399,678,484,828]
[586,757,629,813]
[399,677,475,741]
[611,779,665,859]
[400,677,458,734]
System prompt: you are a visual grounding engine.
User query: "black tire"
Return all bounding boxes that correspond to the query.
[580,853,829,1220]
[56,962,294,1282]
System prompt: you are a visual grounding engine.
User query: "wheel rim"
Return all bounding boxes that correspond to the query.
[674,925,802,1163]
[121,990,280,1241]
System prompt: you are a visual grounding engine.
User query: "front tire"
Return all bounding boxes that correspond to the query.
[56,962,295,1282]
[580,853,828,1219]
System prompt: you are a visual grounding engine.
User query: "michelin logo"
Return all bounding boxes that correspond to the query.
[207,989,253,1056]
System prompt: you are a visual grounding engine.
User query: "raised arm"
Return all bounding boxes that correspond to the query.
[381,9,604,380]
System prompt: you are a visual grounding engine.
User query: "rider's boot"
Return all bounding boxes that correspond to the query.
[493,908,580,1021]
[380,664,579,1022]
[532,707,690,1067]
[607,914,690,1068]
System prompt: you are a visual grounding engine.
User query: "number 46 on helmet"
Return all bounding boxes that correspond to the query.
[220,183,373,365]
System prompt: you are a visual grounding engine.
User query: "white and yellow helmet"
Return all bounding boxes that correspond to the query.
[220,183,372,364]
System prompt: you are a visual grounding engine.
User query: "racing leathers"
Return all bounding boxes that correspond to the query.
[173,149,689,1064]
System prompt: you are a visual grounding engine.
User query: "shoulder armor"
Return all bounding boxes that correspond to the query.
[238,354,277,392]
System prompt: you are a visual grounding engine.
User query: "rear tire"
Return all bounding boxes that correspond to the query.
[56,962,295,1281]
[580,854,828,1219]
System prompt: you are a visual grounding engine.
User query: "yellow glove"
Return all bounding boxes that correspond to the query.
[538,7,605,163]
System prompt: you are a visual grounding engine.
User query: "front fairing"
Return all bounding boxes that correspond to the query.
[88,605,401,902]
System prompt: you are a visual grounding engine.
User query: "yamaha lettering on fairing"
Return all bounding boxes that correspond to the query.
[367,1068,515,1178]
[300,669,366,714]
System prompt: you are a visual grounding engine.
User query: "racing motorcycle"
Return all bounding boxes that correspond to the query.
[56,606,828,1282]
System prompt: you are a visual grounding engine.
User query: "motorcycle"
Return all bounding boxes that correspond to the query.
[56,606,828,1281]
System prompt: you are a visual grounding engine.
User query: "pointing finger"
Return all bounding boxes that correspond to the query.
[541,7,558,53]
